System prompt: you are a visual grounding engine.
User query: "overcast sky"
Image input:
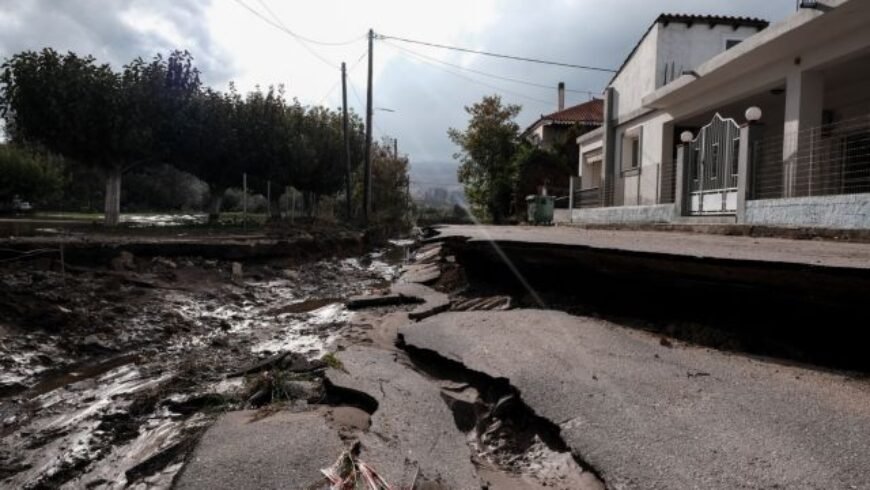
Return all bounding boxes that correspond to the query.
[0,0,797,189]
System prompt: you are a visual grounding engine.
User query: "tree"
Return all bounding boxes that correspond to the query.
[354,137,412,233]
[448,95,521,223]
[512,142,572,214]
[0,145,65,206]
[0,49,201,225]
[236,85,295,212]
[179,87,241,222]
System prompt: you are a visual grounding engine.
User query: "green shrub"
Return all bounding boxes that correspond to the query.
[0,145,65,206]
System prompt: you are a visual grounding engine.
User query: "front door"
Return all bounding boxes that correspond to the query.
[686,114,740,215]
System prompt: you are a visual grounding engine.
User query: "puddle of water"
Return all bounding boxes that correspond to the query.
[25,354,140,398]
[121,214,208,227]
[265,297,340,315]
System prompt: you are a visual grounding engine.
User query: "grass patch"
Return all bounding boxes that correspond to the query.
[321,352,345,371]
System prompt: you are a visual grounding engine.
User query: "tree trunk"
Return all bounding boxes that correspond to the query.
[104,166,122,226]
[304,192,314,218]
[208,191,224,225]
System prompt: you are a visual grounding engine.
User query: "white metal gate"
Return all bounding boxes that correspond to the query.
[686,114,740,215]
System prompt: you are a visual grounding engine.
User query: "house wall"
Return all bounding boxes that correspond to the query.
[608,20,761,207]
[656,24,760,89]
[745,193,870,229]
[613,112,675,206]
[610,26,659,119]
[578,138,603,190]
[570,203,676,224]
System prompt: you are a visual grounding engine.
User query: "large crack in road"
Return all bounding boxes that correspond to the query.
[398,339,606,490]
[6,231,870,489]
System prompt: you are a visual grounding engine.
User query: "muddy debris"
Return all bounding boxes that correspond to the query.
[0,243,401,489]
[345,292,424,310]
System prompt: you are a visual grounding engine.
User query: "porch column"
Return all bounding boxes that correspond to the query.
[736,123,763,223]
[782,70,824,197]
[568,175,576,221]
[602,87,616,206]
[674,144,686,217]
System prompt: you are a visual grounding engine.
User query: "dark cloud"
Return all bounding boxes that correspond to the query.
[0,0,237,85]
[0,0,798,188]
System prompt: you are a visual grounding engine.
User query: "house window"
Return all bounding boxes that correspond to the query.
[621,127,642,172]
[725,39,742,50]
[631,138,640,168]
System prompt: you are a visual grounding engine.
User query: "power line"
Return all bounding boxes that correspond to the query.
[377,33,617,73]
[384,40,600,99]
[231,0,356,69]
[246,0,366,46]
[347,79,387,138]
[384,41,556,108]
[316,49,368,106]
[317,79,342,106]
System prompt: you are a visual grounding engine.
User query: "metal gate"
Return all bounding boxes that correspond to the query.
[686,114,741,215]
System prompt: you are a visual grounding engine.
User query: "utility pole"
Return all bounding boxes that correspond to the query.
[341,61,352,220]
[393,138,398,160]
[363,28,374,225]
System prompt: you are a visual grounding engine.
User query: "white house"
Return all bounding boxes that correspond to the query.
[570,0,870,229]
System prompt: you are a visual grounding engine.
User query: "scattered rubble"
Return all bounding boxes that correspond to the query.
[0,243,400,488]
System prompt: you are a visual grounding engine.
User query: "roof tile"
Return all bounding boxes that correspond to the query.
[542,98,604,125]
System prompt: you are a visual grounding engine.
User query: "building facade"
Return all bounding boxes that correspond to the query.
[570,0,870,229]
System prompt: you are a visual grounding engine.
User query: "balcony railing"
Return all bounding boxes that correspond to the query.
[572,187,601,209]
[750,114,870,200]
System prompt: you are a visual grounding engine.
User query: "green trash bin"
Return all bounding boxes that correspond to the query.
[526,195,555,225]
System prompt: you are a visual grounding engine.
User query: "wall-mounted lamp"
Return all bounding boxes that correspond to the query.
[745,106,763,123]
[680,131,694,143]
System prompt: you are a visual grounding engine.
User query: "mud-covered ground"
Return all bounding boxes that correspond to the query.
[0,247,401,489]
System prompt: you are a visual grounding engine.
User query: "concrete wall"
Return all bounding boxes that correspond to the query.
[745,193,870,229]
[571,204,675,224]
[656,24,759,90]
[611,26,659,118]
[613,112,674,206]
[553,208,572,223]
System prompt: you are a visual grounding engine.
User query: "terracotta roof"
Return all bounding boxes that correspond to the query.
[541,98,604,125]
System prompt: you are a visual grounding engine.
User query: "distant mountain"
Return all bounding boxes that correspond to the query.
[409,160,461,190]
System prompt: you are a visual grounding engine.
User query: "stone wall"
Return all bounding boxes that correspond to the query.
[745,193,870,229]
[570,204,676,224]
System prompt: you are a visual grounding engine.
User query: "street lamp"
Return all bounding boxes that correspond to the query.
[680,131,694,143]
[745,106,763,124]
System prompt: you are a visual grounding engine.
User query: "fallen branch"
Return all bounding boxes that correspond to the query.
[321,450,396,490]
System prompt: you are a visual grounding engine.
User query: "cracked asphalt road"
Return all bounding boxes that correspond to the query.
[400,310,870,490]
[432,224,870,269]
[326,345,481,489]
